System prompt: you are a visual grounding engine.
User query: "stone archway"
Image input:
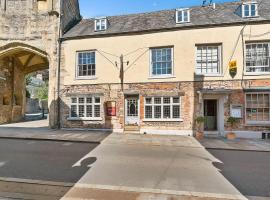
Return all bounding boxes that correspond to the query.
[0,43,49,124]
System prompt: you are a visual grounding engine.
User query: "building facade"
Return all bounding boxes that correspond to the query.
[0,0,80,127]
[60,0,269,138]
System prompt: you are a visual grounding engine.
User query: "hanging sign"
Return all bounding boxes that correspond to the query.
[229,60,237,78]
[106,101,116,116]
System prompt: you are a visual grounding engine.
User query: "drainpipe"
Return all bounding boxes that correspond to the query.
[57,0,62,129]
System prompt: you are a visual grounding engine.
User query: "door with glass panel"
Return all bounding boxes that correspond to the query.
[125,96,139,125]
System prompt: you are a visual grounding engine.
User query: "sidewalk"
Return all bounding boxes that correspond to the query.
[0,120,110,143]
[199,137,270,152]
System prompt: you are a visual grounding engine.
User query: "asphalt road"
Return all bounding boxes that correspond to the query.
[208,149,270,198]
[0,139,98,183]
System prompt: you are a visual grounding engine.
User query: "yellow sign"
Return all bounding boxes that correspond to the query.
[229,60,237,70]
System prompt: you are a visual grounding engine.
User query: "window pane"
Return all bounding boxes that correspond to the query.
[173,105,180,118]
[79,105,85,117]
[163,106,171,118]
[145,106,152,119]
[71,105,77,117]
[94,105,101,117]
[154,106,162,119]
[95,97,100,103]
[154,98,161,104]
[77,52,96,77]
[145,98,152,104]
[86,105,92,117]
[173,97,180,103]
[71,98,77,103]
[151,48,172,76]
[196,45,220,74]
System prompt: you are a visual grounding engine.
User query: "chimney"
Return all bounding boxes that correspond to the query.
[212,3,216,9]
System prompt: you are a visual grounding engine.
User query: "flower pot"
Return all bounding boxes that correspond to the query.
[195,131,204,140]
[226,132,236,140]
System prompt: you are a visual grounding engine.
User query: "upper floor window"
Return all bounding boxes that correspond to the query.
[76,51,96,79]
[150,47,173,77]
[95,18,107,31]
[246,93,270,124]
[246,42,270,73]
[176,8,190,23]
[242,2,258,18]
[196,45,221,75]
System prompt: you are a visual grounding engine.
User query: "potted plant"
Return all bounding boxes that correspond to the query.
[195,116,206,140]
[226,117,240,140]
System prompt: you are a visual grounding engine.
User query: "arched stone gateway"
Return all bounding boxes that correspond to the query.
[0,0,81,128]
[0,43,49,123]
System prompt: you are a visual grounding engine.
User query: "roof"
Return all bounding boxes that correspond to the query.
[63,0,270,39]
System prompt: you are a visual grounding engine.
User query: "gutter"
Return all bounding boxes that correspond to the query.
[61,19,270,41]
[57,0,63,129]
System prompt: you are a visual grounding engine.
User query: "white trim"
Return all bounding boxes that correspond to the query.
[148,75,176,80]
[75,51,96,80]
[149,47,174,78]
[245,92,270,125]
[144,96,182,121]
[67,117,102,121]
[143,119,183,122]
[94,17,107,31]
[195,44,222,76]
[140,129,193,136]
[176,8,190,24]
[241,2,259,18]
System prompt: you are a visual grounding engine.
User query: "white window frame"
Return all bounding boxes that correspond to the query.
[242,2,258,18]
[95,17,107,31]
[195,44,222,76]
[149,47,174,78]
[143,97,182,122]
[245,92,270,125]
[176,8,190,23]
[68,96,102,121]
[245,42,270,75]
[76,51,96,80]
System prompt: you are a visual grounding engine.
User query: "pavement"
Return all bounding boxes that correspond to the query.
[0,120,110,143]
[200,138,270,152]
[61,134,246,200]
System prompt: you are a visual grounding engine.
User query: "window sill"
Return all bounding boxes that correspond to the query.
[75,76,97,80]
[244,72,270,76]
[195,73,223,77]
[148,75,176,80]
[67,117,103,121]
[143,119,183,122]
[246,121,270,126]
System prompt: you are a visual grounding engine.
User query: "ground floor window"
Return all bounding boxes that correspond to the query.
[246,93,270,123]
[70,96,101,120]
[144,97,181,120]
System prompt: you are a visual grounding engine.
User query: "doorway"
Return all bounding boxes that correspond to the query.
[125,95,140,126]
[204,99,218,131]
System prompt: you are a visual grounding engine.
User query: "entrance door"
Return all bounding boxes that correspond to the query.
[204,100,217,131]
[125,96,139,125]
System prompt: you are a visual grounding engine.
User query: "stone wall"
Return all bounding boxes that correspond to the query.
[0,0,80,126]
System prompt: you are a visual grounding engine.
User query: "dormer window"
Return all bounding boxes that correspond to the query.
[95,17,107,31]
[176,8,190,23]
[242,2,258,18]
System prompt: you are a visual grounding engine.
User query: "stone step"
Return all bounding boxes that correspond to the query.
[124,126,140,131]
[124,130,141,135]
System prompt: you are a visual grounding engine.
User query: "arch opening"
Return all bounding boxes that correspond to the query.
[0,43,49,124]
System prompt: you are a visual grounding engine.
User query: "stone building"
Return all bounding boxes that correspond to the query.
[59,0,270,138]
[0,0,80,127]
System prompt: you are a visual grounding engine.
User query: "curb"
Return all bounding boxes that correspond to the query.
[205,147,270,153]
[0,177,74,187]
[0,136,101,144]
[73,183,248,200]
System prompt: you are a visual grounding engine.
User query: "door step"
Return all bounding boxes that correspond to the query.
[124,126,140,134]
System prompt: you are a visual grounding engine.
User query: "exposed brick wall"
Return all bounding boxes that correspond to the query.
[60,79,270,133]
